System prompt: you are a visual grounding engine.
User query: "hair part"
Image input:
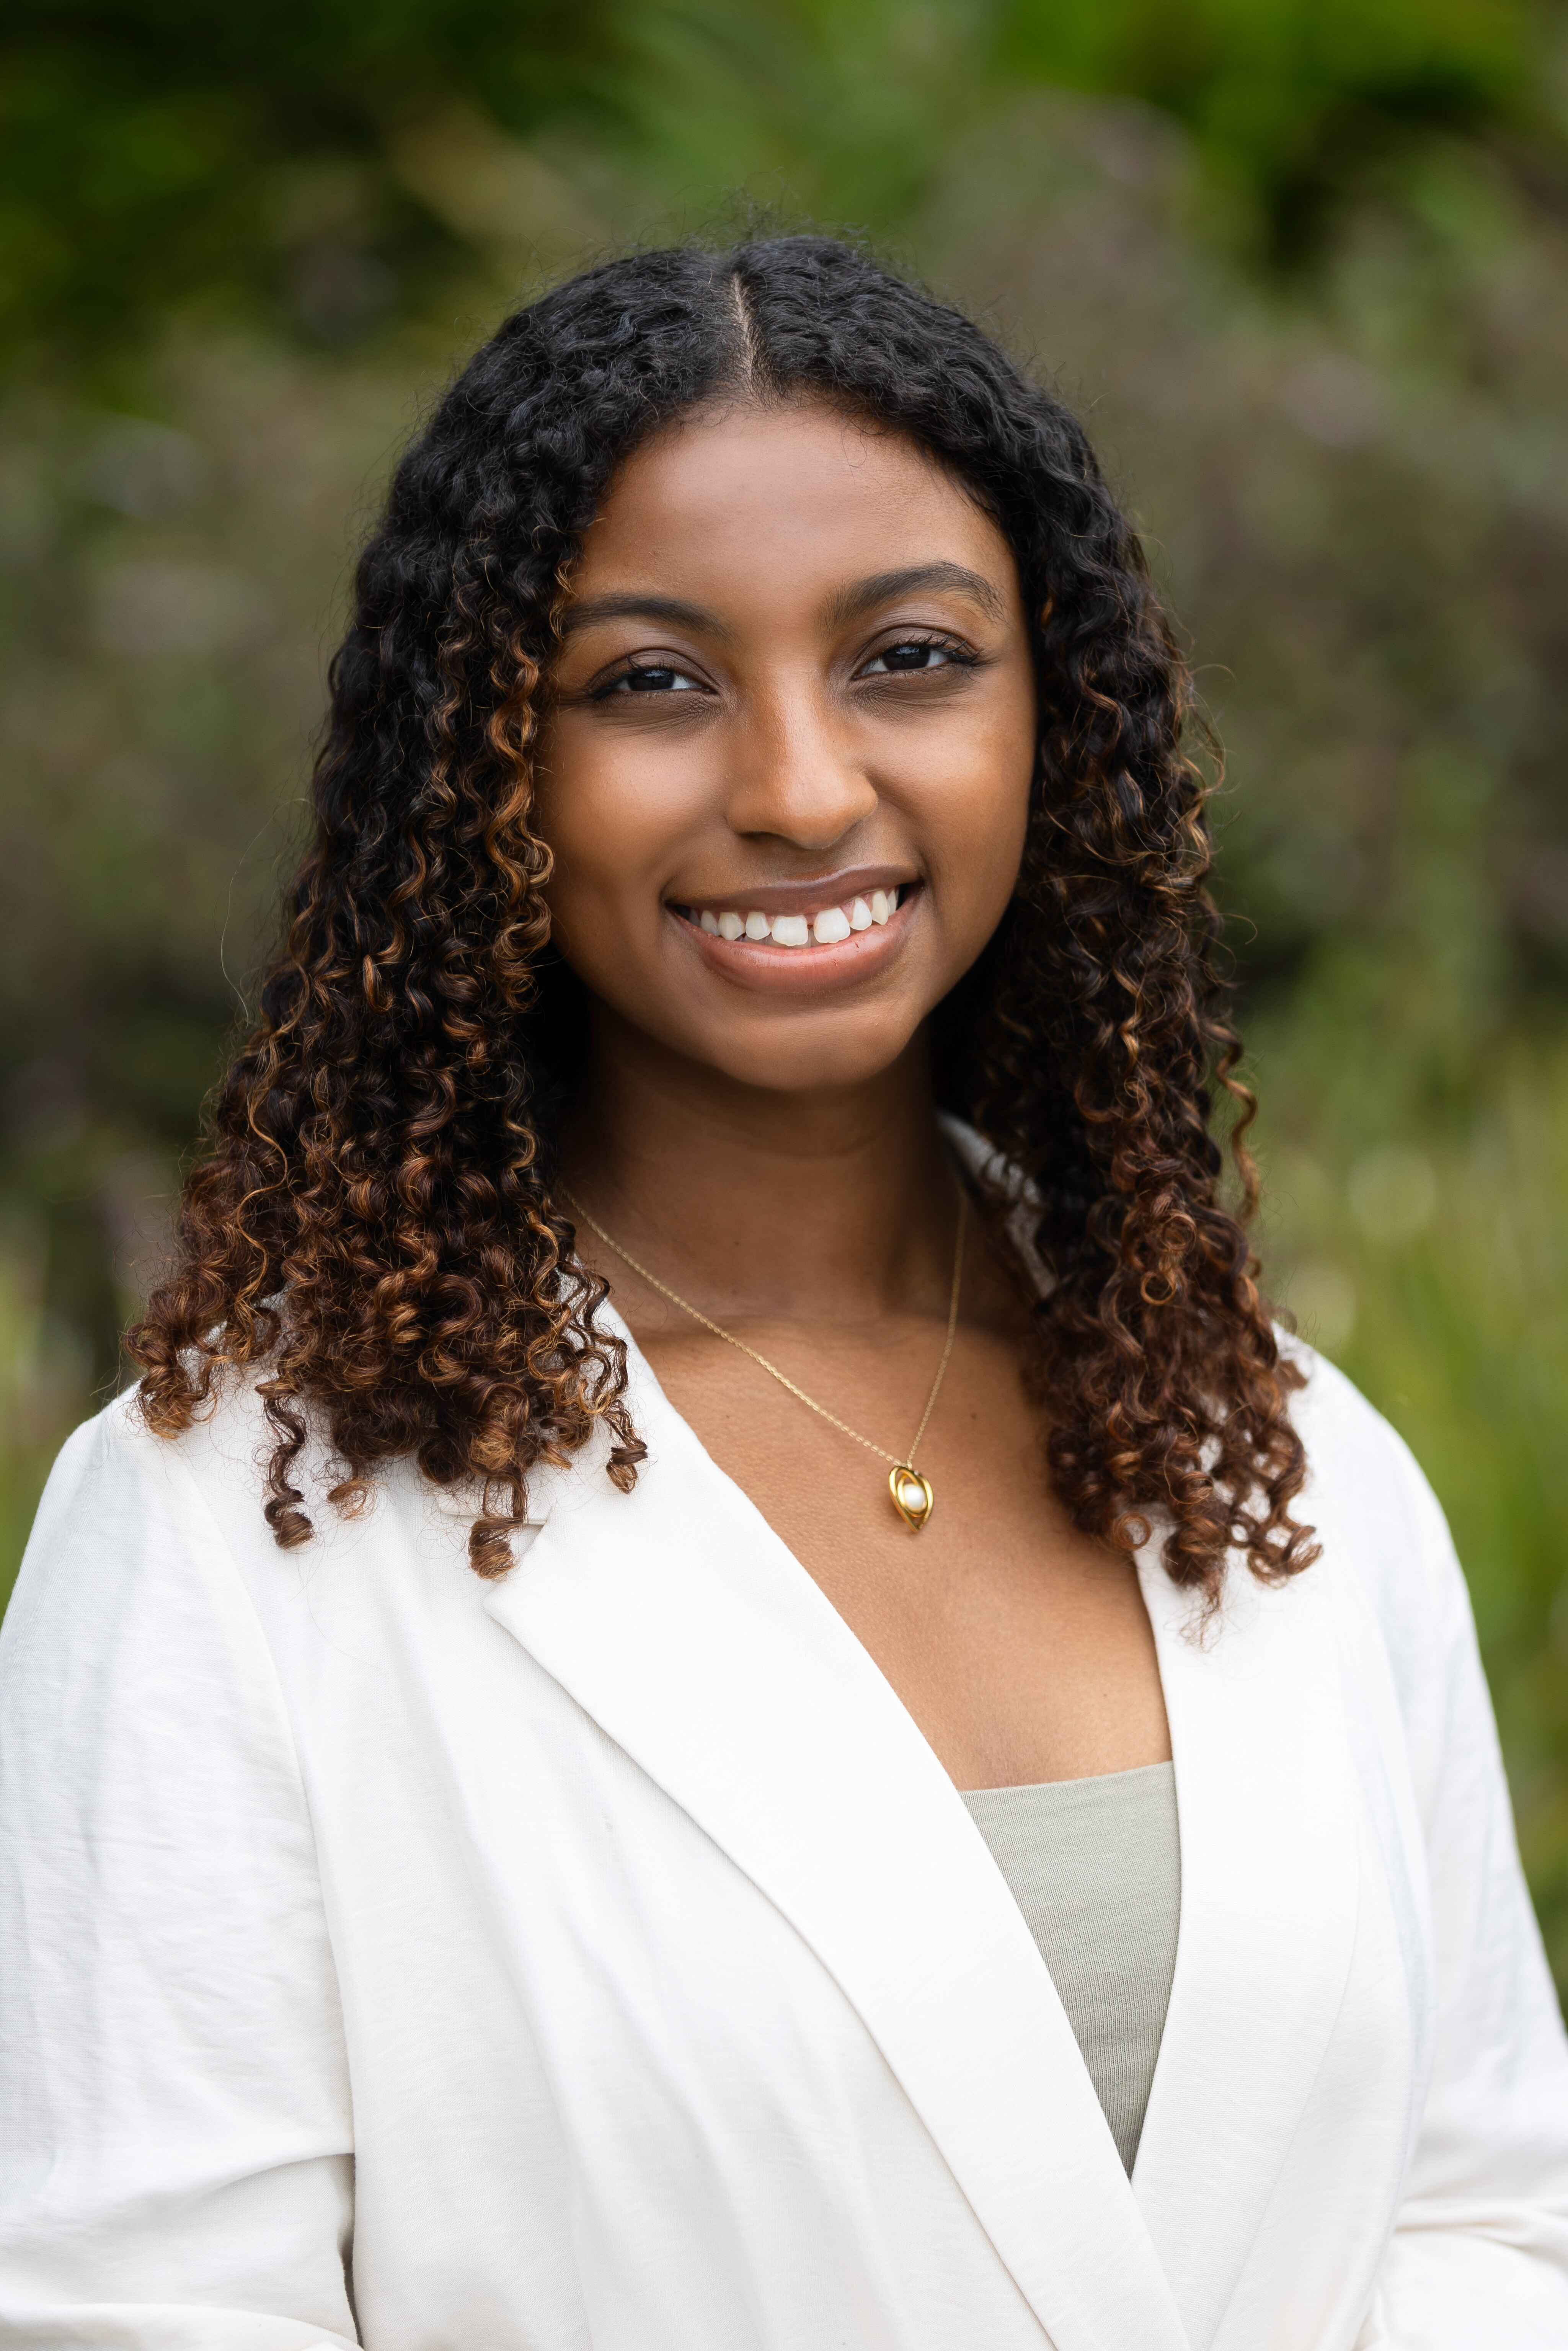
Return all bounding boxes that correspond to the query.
[130,233,1315,1602]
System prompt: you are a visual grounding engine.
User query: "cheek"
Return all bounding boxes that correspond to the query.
[915,698,1035,932]
[535,722,706,921]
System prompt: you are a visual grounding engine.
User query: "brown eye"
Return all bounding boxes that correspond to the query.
[595,662,706,700]
[858,638,976,678]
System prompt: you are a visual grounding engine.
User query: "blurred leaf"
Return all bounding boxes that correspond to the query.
[0,0,627,359]
[995,0,1553,259]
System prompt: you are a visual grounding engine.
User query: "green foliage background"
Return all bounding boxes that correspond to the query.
[3,0,1566,1984]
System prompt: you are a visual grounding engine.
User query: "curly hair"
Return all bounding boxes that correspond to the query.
[130,234,1315,1601]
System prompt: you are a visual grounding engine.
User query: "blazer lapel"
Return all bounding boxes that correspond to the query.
[1130,1551,1362,2351]
[483,1330,1189,2351]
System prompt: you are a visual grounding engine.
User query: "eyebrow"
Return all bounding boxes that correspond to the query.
[825,562,1007,625]
[556,560,1007,645]
[556,592,734,642]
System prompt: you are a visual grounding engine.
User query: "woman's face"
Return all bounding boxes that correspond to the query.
[535,398,1037,1095]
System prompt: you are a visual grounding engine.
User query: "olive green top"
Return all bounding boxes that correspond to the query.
[961,1761,1181,2173]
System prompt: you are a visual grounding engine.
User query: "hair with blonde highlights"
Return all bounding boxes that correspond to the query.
[131,235,1315,1600]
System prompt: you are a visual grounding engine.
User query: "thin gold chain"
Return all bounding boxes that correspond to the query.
[561,1183,966,1473]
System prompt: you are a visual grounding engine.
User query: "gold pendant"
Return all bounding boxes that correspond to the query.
[889,1464,934,1531]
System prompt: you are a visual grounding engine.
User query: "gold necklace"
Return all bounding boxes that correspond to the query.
[562,1184,966,1532]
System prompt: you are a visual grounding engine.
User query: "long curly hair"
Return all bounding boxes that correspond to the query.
[131,234,1315,1600]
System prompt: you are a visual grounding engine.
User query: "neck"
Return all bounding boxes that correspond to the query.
[561,1009,959,1324]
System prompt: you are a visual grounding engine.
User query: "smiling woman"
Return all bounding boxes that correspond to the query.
[2,238,1566,2350]
[538,408,1036,1084]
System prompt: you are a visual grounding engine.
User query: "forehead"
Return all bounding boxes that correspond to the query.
[569,398,1013,604]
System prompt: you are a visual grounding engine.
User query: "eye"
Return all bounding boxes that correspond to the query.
[857,637,976,678]
[594,660,708,699]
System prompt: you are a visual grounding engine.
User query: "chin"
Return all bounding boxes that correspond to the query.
[697,1012,926,1096]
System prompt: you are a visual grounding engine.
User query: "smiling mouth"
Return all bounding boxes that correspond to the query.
[670,880,917,949]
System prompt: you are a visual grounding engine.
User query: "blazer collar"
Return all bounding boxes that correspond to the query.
[485,1320,1188,2351]
[483,1300,1359,2351]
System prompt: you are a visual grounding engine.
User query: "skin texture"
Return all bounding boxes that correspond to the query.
[540,400,1034,1096]
[540,397,1173,1791]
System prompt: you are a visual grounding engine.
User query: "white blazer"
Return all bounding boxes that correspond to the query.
[2,1324,1567,2349]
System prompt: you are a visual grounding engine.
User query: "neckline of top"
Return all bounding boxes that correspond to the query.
[960,1759,1176,1802]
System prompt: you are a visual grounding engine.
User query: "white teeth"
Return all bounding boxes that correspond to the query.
[699,892,904,944]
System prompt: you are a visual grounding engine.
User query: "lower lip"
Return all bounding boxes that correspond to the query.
[668,889,921,996]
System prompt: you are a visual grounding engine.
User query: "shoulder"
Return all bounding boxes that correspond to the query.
[3,1384,265,1671]
[4,1376,349,1693]
[13,1375,281,1577]
[6,1375,503,1701]
[0,1385,333,1849]
[1276,1331,1470,1716]
[1283,1333,1428,1501]
[1281,1334,1450,1566]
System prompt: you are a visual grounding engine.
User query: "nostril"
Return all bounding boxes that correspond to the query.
[724,749,880,851]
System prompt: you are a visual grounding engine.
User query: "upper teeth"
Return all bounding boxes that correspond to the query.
[695,887,902,945]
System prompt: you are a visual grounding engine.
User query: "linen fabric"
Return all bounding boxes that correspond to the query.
[961,1760,1181,2173]
[2,1317,1568,2347]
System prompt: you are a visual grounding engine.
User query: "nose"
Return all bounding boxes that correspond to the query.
[722,676,879,854]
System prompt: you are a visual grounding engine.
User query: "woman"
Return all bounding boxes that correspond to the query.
[1,236,1565,2349]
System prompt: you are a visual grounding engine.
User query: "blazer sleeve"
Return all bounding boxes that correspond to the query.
[1356,1435,1568,2348]
[0,1399,360,2349]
